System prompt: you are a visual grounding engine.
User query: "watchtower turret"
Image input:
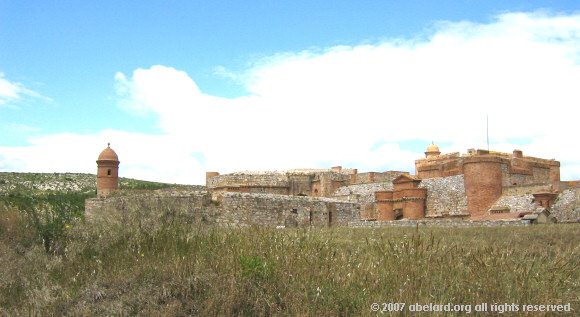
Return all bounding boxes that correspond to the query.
[96,143,119,197]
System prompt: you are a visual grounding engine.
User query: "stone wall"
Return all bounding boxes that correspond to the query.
[85,191,216,230]
[351,171,407,184]
[418,175,468,217]
[331,175,468,218]
[551,187,580,222]
[86,190,360,228]
[348,219,530,228]
[217,192,360,227]
[207,172,289,189]
[490,194,535,213]
[331,182,394,218]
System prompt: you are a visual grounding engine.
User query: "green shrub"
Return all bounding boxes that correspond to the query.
[240,254,275,281]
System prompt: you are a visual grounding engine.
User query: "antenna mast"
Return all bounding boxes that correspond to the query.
[486,114,489,151]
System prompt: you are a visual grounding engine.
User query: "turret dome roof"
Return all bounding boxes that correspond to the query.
[426,142,440,153]
[98,144,119,161]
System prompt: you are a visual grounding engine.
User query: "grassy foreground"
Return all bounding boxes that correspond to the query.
[0,204,578,316]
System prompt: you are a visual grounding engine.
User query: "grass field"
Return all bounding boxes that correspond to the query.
[0,202,578,316]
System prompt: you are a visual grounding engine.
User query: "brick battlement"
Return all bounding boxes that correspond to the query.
[416,149,560,182]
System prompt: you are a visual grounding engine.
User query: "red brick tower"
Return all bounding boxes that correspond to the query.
[96,143,119,197]
[463,152,503,216]
[375,191,395,220]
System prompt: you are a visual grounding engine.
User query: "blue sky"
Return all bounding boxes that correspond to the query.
[1,1,580,184]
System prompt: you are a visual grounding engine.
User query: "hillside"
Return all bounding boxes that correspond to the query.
[0,172,203,222]
[0,172,202,196]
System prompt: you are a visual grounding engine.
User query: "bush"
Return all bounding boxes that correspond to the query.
[1,192,88,253]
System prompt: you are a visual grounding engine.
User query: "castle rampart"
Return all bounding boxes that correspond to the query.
[86,190,360,228]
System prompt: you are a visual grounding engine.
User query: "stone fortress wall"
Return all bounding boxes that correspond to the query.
[87,144,579,228]
[86,190,360,228]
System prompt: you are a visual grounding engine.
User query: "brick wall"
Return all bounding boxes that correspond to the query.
[463,158,503,216]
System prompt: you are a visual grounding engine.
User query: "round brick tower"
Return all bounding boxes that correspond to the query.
[96,143,119,197]
[375,191,395,220]
[463,156,503,216]
[401,188,427,219]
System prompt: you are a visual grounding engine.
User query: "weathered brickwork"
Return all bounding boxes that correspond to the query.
[96,145,120,198]
[416,149,559,185]
[502,183,555,196]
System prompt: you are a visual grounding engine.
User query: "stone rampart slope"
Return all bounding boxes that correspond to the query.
[490,194,535,214]
[419,175,468,217]
[551,187,580,222]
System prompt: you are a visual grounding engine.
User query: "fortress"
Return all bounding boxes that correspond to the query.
[86,143,580,227]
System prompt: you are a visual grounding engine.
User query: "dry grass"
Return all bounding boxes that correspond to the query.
[0,204,578,316]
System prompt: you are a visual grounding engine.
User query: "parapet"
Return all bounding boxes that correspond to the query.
[416,148,560,182]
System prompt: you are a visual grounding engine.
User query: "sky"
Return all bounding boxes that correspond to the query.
[1,0,580,185]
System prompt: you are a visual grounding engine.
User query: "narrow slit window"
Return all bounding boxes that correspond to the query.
[107,169,111,176]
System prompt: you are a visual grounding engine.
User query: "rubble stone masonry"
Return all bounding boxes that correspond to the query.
[419,175,468,217]
[86,190,360,228]
[551,186,580,222]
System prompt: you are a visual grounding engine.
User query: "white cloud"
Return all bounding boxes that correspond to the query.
[2,11,580,184]
[0,130,204,185]
[0,73,51,107]
[0,74,23,106]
